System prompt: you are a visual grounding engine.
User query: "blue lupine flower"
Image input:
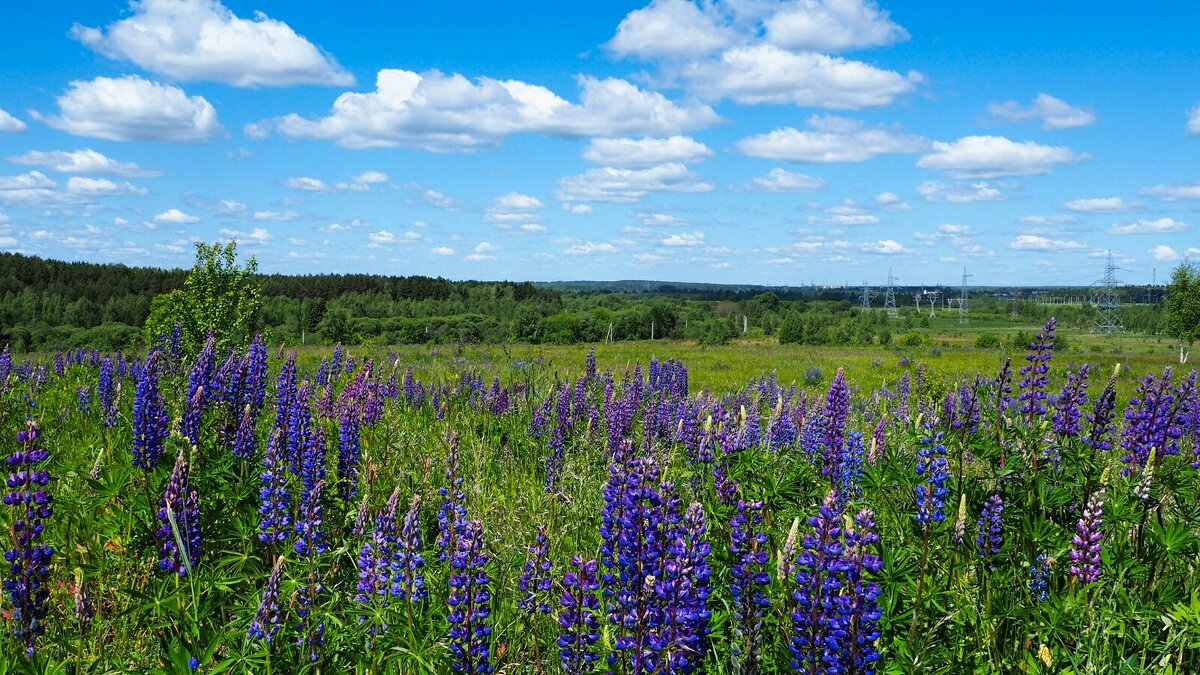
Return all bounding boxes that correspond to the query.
[336,403,361,503]
[558,556,601,675]
[437,433,468,562]
[654,501,711,674]
[1018,318,1056,422]
[914,430,949,526]
[447,520,493,674]
[823,369,850,473]
[843,508,884,673]
[975,494,1004,565]
[392,495,426,602]
[156,449,201,576]
[729,499,770,674]
[517,526,553,616]
[248,557,285,642]
[258,430,291,544]
[3,421,54,656]
[1029,554,1050,602]
[132,351,169,470]
[790,490,847,673]
[1069,490,1104,585]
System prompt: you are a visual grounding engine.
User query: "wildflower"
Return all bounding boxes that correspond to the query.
[517,526,553,616]
[258,430,291,544]
[729,500,770,674]
[248,557,285,642]
[1069,490,1105,585]
[975,494,1004,565]
[156,449,201,576]
[447,520,492,674]
[392,495,425,602]
[557,556,601,675]
[914,430,949,525]
[1085,369,1119,452]
[790,490,847,673]
[655,501,711,674]
[437,433,468,562]
[294,478,327,557]
[843,508,884,673]
[1052,364,1091,438]
[336,403,362,503]
[1029,554,1050,602]
[823,368,850,473]
[1018,318,1056,422]
[3,421,54,656]
[132,351,169,470]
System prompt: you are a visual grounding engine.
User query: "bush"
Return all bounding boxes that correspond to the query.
[899,332,926,347]
[974,333,1002,349]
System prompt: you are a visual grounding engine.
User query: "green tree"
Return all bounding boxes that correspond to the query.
[1163,262,1200,363]
[144,241,262,355]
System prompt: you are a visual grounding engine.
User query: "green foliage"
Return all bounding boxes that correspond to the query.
[144,242,262,355]
[1163,263,1200,352]
[974,333,1002,349]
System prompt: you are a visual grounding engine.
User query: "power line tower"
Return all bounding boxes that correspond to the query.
[958,267,973,324]
[1092,250,1123,335]
[883,268,899,319]
[859,280,871,311]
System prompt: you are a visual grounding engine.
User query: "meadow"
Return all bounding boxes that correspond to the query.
[1,320,1198,673]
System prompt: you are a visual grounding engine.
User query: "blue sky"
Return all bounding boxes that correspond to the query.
[1,0,1198,286]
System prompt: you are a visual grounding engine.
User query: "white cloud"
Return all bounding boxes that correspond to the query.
[1149,244,1180,262]
[1016,214,1079,226]
[0,171,77,206]
[745,168,826,193]
[464,253,496,261]
[0,108,25,133]
[474,242,499,253]
[606,0,734,60]
[283,177,330,192]
[1140,182,1200,201]
[636,212,684,226]
[72,0,352,87]
[917,135,1086,178]
[988,93,1095,130]
[431,246,455,256]
[767,257,795,265]
[266,70,719,150]
[764,0,909,52]
[520,223,548,234]
[219,227,273,244]
[562,203,593,214]
[1008,234,1087,251]
[1108,217,1188,235]
[65,176,147,196]
[582,136,712,165]
[1064,196,1137,212]
[253,210,299,221]
[681,45,919,109]
[555,163,713,203]
[873,191,910,211]
[564,241,619,255]
[916,180,1008,202]
[661,231,706,246]
[154,208,200,224]
[407,184,456,210]
[0,171,56,190]
[33,76,223,143]
[7,148,160,177]
[214,199,246,214]
[492,193,543,210]
[861,239,912,255]
[735,115,926,162]
[352,170,388,185]
[808,207,880,226]
[1188,104,1200,136]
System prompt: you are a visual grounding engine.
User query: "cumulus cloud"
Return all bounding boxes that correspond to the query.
[745,168,827,193]
[873,191,910,211]
[1149,244,1181,262]
[219,227,273,244]
[661,231,706,246]
[253,210,300,221]
[33,76,223,143]
[1064,196,1137,212]
[608,1,918,109]
[352,170,388,185]
[65,176,147,196]
[0,108,27,133]
[406,184,457,210]
[1008,234,1087,251]
[564,241,619,255]
[0,171,77,206]
[988,93,1095,130]
[486,192,545,225]
[431,246,455,256]
[1140,182,1200,201]
[7,148,160,177]
[680,45,919,109]
[735,115,926,162]
[582,136,712,165]
[606,0,734,60]
[807,201,880,226]
[562,203,593,215]
[72,0,352,87]
[917,136,1086,178]
[263,70,719,151]
[154,208,200,224]
[916,180,1008,202]
[861,239,912,255]
[1016,214,1079,226]
[556,163,713,203]
[1108,217,1188,235]
[1189,104,1200,136]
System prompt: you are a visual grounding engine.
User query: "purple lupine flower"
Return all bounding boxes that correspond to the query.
[1052,364,1091,438]
[1018,318,1056,422]
[3,421,54,656]
[392,495,425,602]
[131,351,169,470]
[231,405,257,460]
[517,526,553,616]
[955,381,982,434]
[295,572,326,661]
[330,342,344,378]
[558,556,601,675]
[544,425,565,495]
[336,404,362,503]
[915,428,950,526]
[995,357,1014,415]
[181,336,216,447]
[1085,372,1119,452]
[156,448,201,576]
[248,557,285,642]
[273,352,298,441]
[357,488,399,607]
[447,520,493,674]
[294,476,327,557]
[822,368,850,473]
[287,383,314,478]
[842,508,883,673]
[712,459,739,507]
[836,432,865,510]
[975,494,1004,565]
[654,501,711,674]
[437,433,468,562]
[74,573,94,631]
[0,344,11,386]
[868,415,886,464]
[790,490,847,673]
[258,430,291,544]
[1119,368,1191,476]
[729,499,770,674]
[585,347,597,381]
[798,408,827,467]
[1069,490,1104,585]
[1029,554,1050,602]
[98,356,118,427]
